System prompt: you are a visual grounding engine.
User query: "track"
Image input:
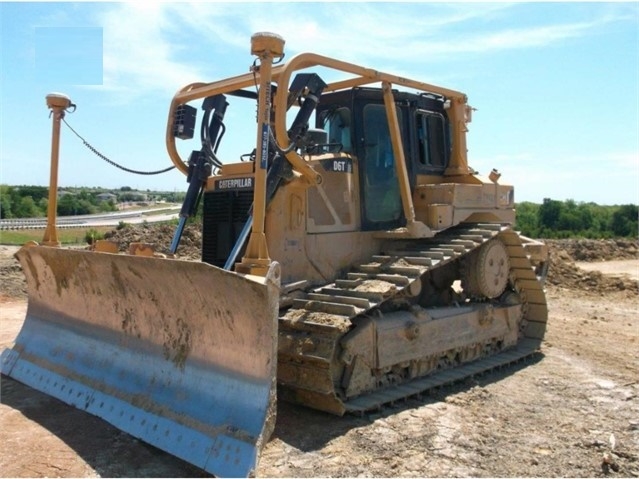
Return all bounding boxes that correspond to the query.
[277,223,548,415]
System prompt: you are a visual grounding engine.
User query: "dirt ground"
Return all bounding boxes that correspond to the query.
[0,234,637,478]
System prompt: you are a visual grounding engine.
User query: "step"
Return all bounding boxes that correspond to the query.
[306,293,371,309]
[292,299,359,317]
[320,287,386,303]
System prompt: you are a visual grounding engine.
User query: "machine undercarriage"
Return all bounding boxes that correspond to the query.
[278,223,547,415]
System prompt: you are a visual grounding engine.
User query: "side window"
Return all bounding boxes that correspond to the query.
[323,107,352,153]
[416,111,447,170]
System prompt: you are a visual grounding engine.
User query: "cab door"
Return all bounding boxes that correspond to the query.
[352,103,402,230]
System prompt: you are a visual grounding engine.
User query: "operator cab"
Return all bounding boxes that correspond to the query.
[316,88,452,231]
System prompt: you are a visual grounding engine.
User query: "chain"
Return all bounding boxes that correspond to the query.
[62,118,176,175]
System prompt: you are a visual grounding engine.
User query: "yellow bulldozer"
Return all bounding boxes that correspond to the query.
[1,32,549,477]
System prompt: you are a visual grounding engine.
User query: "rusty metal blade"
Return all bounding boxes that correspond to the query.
[1,245,280,477]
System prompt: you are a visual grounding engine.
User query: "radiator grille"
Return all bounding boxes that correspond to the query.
[202,190,253,267]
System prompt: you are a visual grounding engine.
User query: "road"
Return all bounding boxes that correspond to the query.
[0,205,181,230]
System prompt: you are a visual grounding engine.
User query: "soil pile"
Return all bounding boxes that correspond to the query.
[545,248,637,296]
[544,238,638,296]
[545,238,638,262]
[103,222,202,260]
[0,246,25,301]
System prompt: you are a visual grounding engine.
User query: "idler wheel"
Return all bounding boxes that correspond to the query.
[463,239,510,299]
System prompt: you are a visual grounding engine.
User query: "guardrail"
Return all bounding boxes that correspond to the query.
[1,222,125,231]
[0,213,179,231]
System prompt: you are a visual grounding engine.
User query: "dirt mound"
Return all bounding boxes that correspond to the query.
[0,246,26,301]
[545,238,638,262]
[0,223,205,302]
[103,222,202,260]
[546,248,637,296]
[544,238,638,295]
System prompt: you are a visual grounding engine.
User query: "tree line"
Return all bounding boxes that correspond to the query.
[0,185,117,218]
[0,185,185,219]
[516,199,637,239]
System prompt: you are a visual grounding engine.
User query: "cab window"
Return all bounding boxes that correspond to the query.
[322,107,352,153]
[416,111,447,170]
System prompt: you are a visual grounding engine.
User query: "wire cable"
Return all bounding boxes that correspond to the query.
[62,118,176,175]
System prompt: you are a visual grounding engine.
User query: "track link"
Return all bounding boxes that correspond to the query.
[277,223,548,415]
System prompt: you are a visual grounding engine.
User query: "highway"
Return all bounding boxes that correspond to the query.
[0,205,181,230]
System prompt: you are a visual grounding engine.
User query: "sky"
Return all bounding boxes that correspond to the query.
[0,1,637,205]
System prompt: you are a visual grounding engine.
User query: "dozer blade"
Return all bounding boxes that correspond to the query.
[1,245,280,477]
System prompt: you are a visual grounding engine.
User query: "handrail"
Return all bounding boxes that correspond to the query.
[165,47,472,181]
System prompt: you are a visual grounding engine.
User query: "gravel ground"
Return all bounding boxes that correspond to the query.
[0,231,637,477]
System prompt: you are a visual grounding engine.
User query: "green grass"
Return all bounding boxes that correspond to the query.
[0,226,113,246]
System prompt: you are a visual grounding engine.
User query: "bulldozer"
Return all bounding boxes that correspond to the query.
[1,32,549,477]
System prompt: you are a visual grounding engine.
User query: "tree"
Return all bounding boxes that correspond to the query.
[38,197,49,213]
[16,186,48,203]
[14,196,41,218]
[57,194,79,216]
[576,203,594,233]
[98,199,117,213]
[610,204,638,237]
[557,199,581,231]
[538,198,563,234]
[9,187,22,217]
[0,186,13,219]
[76,199,96,215]
[515,201,539,237]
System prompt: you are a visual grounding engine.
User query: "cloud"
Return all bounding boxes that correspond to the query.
[167,3,518,62]
[81,3,207,103]
[38,2,632,103]
[170,3,627,60]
